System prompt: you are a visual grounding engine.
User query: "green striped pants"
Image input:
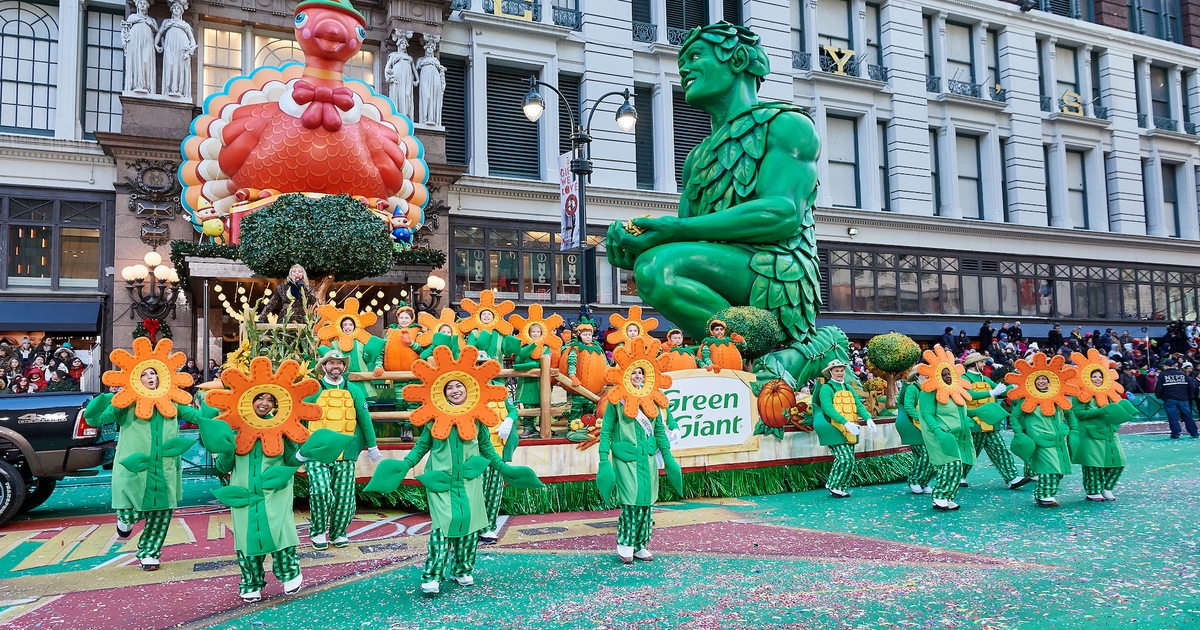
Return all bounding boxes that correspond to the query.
[1034,473,1063,500]
[931,461,963,501]
[907,445,934,487]
[236,547,300,595]
[568,395,596,421]
[115,508,173,560]
[616,505,654,550]
[1082,466,1123,494]
[826,444,856,493]
[482,466,504,532]
[971,431,1020,481]
[422,528,479,582]
[307,460,357,540]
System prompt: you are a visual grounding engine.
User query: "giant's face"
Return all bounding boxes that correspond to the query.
[678,39,736,112]
[294,6,365,64]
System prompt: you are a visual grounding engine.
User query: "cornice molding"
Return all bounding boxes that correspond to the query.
[0,135,113,165]
[450,175,679,210]
[459,10,571,39]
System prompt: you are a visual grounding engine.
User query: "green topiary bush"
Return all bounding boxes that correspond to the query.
[238,194,394,281]
[710,305,785,360]
[866,332,921,408]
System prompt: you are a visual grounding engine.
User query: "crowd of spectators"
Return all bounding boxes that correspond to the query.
[0,337,90,394]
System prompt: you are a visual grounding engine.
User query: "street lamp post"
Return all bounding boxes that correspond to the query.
[120,251,181,321]
[522,77,637,318]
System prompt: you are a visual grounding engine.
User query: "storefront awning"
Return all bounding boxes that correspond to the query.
[0,299,103,333]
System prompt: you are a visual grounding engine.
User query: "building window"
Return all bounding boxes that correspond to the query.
[929,129,941,215]
[666,0,707,35]
[826,116,859,209]
[1001,138,1011,222]
[202,29,242,98]
[443,56,468,166]
[923,15,934,76]
[83,10,123,136]
[558,73,581,157]
[452,223,615,304]
[1133,0,1182,42]
[985,28,1000,96]
[865,4,882,67]
[944,23,973,84]
[672,88,709,190]
[791,0,804,53]
[1150,65,1170,121]
[1163,163,1180,237]
[487,64,540,180]
[634,84,655,190]
[1055,46,1078,108]
[1066,150,1088,230]
[817,0,852,66]
[202,28,376,99]
[0,1,59,134]
[2,191,107,291]
[877,122,889,211]
[1090,50,1103,115]
[722,0,742,25]
[956,135,982,220]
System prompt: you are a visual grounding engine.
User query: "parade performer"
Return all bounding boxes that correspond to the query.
[259,264,317,324]
[303,349,382,549]
[813,359,874,498]
[364,345,543,595]
[479,389,519,543]
[316,297,385,401]
[697,320,744,372]
[1067,350,1136,501]
[198,357,350,601]
[607,305,659,350]
[459,290,517,365]
[417,308,464,361]
[961,352,1029,490]
[595,336,683,563]
[383,304,421,441]
[1005,354,1076,508]
[895,368,932,494]
[563,317,608,426]
[84,338,201,571]
[915,345,975,511]
[661,328,699,371]
[508,304,564,437]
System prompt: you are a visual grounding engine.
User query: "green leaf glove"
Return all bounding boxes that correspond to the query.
[119,452,153,473]
[463,455,491,480]
[596,461,615,501]
[261,465,300,491]
[664,457,683,495]
[299,429,355,464]
[499,463,543,489]
[1102,403,1137,427]
[1009,431,1036,464]
[972,402,1010,427]
[415,470,455,492]
[83,392,114,424]
[363,459,411,494]
[211,484,261,508]
[1116,399,1139,420]
[1067,429,1081,462]
[160,436,197,458]
[935,431,960,459]
[610,442,639,462]
[502,334,522,358]
[196,416,236,455]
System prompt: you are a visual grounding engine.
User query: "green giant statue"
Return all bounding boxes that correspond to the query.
[606,22,848,387]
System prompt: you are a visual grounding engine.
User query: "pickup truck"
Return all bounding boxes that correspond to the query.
[0,391,111,526]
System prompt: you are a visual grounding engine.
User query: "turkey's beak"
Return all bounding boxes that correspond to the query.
[313,19,349,55]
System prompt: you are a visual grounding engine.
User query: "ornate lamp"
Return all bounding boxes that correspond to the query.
[122,251,181,320]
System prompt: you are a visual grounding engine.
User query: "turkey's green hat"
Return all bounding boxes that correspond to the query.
[295,0,365,23]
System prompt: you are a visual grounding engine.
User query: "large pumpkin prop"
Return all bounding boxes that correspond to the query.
[754,379,812,439]
[382,327,419,372]
[573,348,609,395]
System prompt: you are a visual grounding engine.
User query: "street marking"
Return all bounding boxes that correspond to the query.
[0,531,44,562]
[11,526,91,571]
[206,514,232,541]
[496,508,741,546]
[91,553,130,570]
[64,524,115,563]
[0,594,63,626]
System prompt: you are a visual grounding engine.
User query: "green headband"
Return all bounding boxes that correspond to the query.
[678,21,771,82]
[295,0,365,23]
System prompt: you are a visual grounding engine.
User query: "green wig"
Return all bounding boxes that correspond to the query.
[678,21,771,87]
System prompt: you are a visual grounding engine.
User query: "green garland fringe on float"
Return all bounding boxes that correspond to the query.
[298,452,913,515]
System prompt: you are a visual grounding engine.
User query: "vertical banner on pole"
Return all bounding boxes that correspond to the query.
[559,151,580,251]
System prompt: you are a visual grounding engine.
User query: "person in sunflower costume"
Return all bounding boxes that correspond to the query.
[417,308,465,361]
[895,367,932,495]
[914,345,976,511]
[1067,350,1137,502]
[813,359,874,498]
[961,352,1030,490]
[196,357,350,602]
[363,345,543,595]
[508,304,564,438]
[595,336,684,563]
[1004,354,1076,508]
[383,305,422,442]
[460,290,518,368]
[84,338,202,571]
[316,297,386,402]
[662,328,698,372]
[302,349,383,550]
[479,386,519,544]
[562,317,608,427]
[697,320,744,372]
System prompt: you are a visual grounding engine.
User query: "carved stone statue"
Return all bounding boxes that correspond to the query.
[415,35,445,127]
[156,0,196,99]
[383,30,417,120]
[122,0,158,94]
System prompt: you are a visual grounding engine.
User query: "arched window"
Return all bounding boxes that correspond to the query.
[0,1,59,133]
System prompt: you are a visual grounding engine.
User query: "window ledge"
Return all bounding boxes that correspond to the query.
[0,133,113,164]
[458,10,573,39]
[795,69,889,93]
[935,93,1008,112]
[1047,112,1113,130]
[1143,128,1200,144]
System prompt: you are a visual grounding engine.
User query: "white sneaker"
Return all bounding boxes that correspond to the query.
[1102,490,1116,501]
[921,486,932,494]
[479,530,498,544]
[139,557,160,571]
[311,533,328,549]
[283,573,303,594]
[116,519,133,538]
[420,580,440,594]
[633,548,654,561]
[452,574,474,586]
[332,536,350,548]
[241,590,262,603]
[616,544,634,564]
[947,501,960,510]
[933,498,952,511]
[1086,494,1105,502]
[909,484,924,494]
[827,488,850,498]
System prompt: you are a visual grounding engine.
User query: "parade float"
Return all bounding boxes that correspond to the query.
[177,11,914,515]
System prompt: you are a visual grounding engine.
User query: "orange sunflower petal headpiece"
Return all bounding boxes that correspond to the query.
[316,297,378,352]
[402,345,509,442]
[508,303,564,359]
[915,345,971,406]
[1004,353,1078,415]
[206,357,322,456]
[603,336,672,419]
[606,305,660,346]
[416,307,462,347]
[103,337,194,420]
[1068,349,1124,406]
[459,290,515,336]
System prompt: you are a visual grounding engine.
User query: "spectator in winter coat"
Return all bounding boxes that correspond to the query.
[1117,365,1141,394]
[1048,324,1064,350]
[979,321,995,353]
[1010,322,1023,344]
[955,331,971,355]
[941,327,955,351]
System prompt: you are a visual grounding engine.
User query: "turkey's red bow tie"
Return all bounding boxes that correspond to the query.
[293,80,355,132]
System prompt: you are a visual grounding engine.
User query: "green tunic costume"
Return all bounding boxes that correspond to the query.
[565,338,606,420]
[302,376,377,544]
[1069,398,1129,496]
[1010,406,1072,501]
[813,379,870,495]
[895,382,933,489]
[961,370,1020,484]
[916,389,974,503]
